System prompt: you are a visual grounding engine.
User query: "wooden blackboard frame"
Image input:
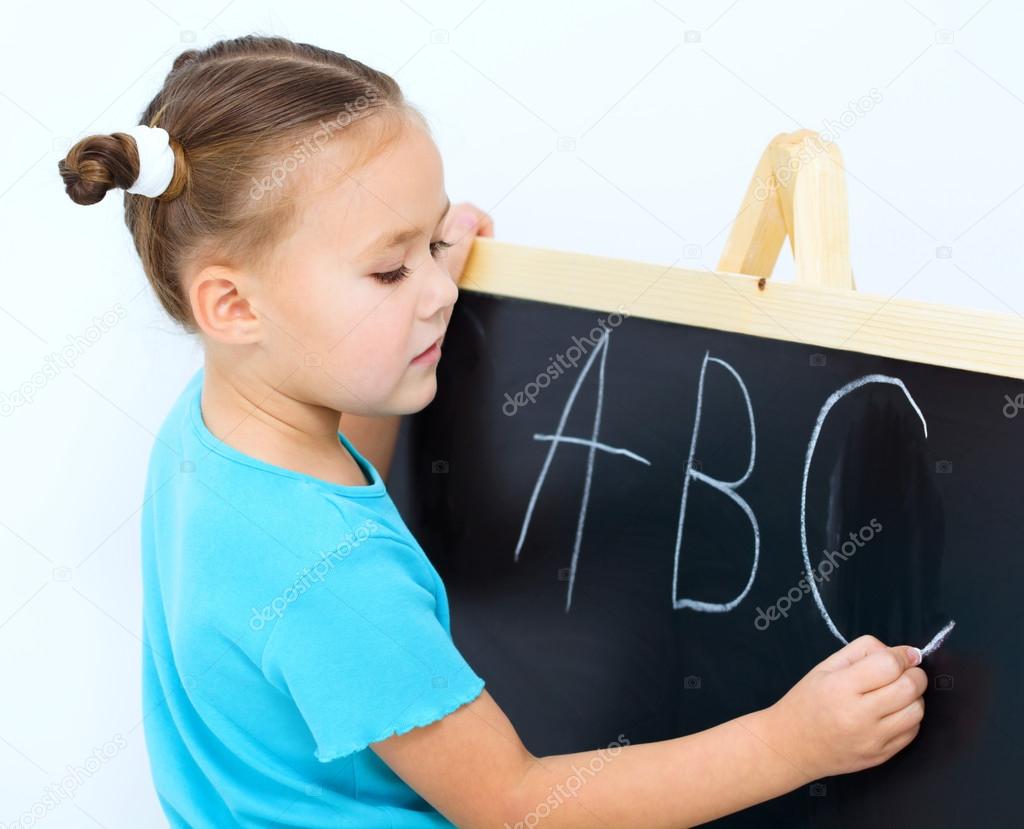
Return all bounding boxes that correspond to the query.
[459,239,1023,381]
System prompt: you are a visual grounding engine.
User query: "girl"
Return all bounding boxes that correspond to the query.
[59,34,928,829]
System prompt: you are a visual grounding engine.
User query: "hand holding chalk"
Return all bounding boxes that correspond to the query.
[761,634,927,780]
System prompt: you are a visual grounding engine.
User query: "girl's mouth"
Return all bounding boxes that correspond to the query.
[411,337,442,365]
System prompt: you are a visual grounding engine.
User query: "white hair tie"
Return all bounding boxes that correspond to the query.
[124,125,176,198]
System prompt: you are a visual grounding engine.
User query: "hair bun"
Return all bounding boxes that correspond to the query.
[58,129,188,205]
[58,133,138,206]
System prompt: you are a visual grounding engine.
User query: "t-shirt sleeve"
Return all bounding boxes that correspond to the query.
[259,529,485,762]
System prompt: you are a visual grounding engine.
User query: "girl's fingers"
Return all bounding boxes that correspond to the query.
[845,646,920,694]
[817,634,888,673]
[475,211,494,236]
[879,696,925,742]
[880,718,922,758]
[864,666,927,717]
[442,204,493,283]
[445,204,492,243]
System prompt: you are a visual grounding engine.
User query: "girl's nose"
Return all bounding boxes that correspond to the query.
[422,254,458,316]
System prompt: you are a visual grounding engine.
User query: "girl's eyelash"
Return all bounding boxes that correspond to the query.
[372,265,411,285]
[372,239,453,285]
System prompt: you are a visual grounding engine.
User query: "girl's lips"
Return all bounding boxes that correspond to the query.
[411,337,443,365]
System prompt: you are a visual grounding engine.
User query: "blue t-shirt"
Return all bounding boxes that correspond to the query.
[140,368,485,827]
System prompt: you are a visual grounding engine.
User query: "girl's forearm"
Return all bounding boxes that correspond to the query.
[507,706,811,829]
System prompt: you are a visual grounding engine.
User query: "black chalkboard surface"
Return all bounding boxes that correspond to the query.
[388,288,1023,828]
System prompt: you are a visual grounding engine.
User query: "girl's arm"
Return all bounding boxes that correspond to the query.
[371,635,927,828]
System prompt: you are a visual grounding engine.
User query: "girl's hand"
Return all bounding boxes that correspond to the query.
[440,202,494,284]
[762,634,927,780]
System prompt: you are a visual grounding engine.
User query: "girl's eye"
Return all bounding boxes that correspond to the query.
[371,240,454,285]
[430,239,453,257]
[372,265,411,285]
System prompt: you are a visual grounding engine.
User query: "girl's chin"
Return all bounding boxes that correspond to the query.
[393,372,439,415]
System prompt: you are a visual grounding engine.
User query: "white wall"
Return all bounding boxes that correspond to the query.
[1,1,1020,825]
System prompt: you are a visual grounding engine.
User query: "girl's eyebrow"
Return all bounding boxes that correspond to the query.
[359,197,451,259]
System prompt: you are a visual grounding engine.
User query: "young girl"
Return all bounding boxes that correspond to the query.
[59,34,928,829]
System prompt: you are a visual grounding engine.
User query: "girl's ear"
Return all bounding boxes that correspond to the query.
[189,264,262,344]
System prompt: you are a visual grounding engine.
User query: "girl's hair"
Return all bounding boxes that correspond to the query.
[57,35,415,332]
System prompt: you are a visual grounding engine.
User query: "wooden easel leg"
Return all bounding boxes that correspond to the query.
[718,130,856,291]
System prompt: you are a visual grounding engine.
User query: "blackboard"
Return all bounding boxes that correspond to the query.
[389,288,1024,827]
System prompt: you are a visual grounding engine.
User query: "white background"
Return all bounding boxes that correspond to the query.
[1,1,1022,825]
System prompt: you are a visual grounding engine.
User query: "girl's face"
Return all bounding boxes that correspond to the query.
[244,117,459,417]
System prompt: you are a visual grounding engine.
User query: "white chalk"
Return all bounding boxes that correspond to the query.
[799,373,955,656]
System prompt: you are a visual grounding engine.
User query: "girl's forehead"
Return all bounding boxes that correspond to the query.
[295,131,446,241]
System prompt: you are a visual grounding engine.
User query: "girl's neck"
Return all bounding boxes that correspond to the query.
[198,357,370,487]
